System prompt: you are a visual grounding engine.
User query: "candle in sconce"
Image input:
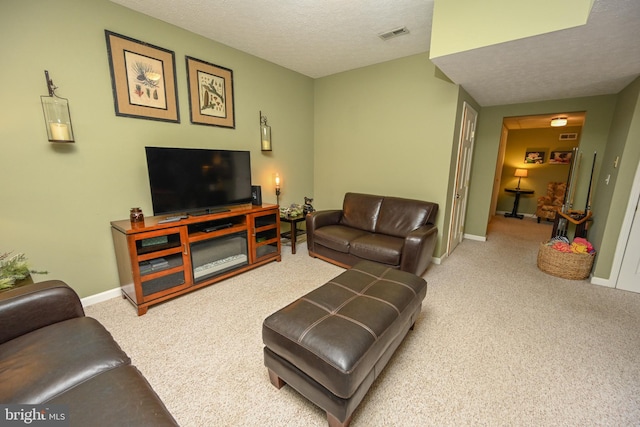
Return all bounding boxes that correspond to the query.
[261,125,271,150]
[50,123,70,141]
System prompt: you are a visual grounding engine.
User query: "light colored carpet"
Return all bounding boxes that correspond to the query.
[86,216,640,426]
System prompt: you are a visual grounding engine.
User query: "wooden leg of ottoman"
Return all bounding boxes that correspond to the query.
[268,367,351,427]
[268,369,286,389]
[327,411,352,427]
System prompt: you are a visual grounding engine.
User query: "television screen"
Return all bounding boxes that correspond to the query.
[145,147,252,216]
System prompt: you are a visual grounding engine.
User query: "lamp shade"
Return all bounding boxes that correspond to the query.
[514,168,528,178]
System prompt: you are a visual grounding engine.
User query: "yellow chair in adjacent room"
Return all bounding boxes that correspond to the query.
[536,182,566,223]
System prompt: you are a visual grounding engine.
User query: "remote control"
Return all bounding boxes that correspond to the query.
[158,215,187,224]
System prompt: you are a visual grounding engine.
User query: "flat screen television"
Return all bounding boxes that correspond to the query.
[145,146,253,216]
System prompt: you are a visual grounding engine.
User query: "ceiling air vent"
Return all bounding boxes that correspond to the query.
[378,27,410,41]
[559,133,578,140]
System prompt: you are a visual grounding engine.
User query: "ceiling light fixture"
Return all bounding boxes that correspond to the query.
[550,117,568,127]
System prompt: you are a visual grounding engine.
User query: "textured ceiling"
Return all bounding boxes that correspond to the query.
[110,0,434,79]
[431,0,640,106]
[110,0,640,107]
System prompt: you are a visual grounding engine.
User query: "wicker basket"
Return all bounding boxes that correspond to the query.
[537,242,595,280]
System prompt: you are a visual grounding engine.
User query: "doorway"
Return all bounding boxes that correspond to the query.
[490,112,586,225]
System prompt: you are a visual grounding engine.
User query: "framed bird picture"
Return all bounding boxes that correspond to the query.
[186,56,235,128]
[104,30,179,122]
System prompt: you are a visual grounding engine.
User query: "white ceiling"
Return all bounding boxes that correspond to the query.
[503,112,586,130]
[111,0,640,107]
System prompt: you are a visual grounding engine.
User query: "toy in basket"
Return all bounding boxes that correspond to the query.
[537,237,595,280]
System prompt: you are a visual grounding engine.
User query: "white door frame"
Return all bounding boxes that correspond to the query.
[606,158,640,289]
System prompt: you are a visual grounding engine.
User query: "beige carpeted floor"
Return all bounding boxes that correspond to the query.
[86,216,640,426]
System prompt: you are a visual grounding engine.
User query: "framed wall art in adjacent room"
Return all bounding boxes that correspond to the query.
[549,150,573,164]
[105,30,179,123]
[186,56,235,128]
[524,150,546,164]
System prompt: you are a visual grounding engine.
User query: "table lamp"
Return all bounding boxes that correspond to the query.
[275,173,281,205]
[514,168,528,190]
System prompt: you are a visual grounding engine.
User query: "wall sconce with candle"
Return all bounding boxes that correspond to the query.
[260,111,272,151]
[41,70,74,143]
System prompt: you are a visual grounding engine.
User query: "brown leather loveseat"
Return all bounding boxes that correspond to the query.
[306,193,438,276]
[0,280,178,426]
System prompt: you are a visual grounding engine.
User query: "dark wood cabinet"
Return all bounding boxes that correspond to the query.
[111,204,281,315]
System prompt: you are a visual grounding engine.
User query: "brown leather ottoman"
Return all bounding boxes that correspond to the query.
[262,260,427,427]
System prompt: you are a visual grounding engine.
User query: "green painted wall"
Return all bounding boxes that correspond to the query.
[591,76,640,279]
[0,0,314,298]
[313,54,462,257]
[498,127,580,215]
[430,0,593,58]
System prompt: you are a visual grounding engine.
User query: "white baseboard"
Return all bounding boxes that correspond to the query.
[81,287,121,308]
[463,233,487,242]
[590,276,614,288]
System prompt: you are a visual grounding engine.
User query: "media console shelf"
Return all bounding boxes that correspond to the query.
[111,203,281,315]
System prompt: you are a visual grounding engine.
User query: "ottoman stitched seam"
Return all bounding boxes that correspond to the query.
[350,267,418,296]
[297,271,408,342]
[296,312,331,343]
[330,281,402,315]
[335,313,377,339]
[298,294,378,341]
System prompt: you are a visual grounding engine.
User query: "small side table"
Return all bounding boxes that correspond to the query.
[504,188,534,219]
[280,214,306,254]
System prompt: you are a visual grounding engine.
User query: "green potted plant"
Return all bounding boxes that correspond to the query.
[0,252,47,291]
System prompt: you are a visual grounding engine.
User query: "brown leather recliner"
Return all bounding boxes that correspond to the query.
[306,193,438,276]
[0,280,178,426]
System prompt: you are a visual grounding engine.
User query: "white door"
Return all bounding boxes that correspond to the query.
[617,188,640,293]
[448,102,478,255]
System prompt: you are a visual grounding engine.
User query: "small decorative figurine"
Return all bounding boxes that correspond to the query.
[303,197,315,215]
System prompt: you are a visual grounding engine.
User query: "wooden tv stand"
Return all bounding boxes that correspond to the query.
[111,204,281,315]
